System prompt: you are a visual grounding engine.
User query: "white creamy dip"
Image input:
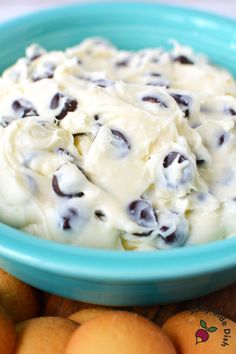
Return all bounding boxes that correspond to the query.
[0,38,236,250]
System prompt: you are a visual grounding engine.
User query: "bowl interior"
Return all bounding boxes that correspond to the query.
[0,2,236,280]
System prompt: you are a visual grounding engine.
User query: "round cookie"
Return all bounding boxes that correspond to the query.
[68,307,112,324]
[163,311,236,353]
[65,311,177,354]
[0,269,39,323]
[14,316,78,354]
[0,305,16,354]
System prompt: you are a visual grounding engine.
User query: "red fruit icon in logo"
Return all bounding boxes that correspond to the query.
[195,320,217,344]
[195,328,209,343]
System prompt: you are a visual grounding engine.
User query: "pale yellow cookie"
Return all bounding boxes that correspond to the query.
[68,307,112,324]
[163,311,236,353]
[0,269,39,323]
[0,305,16,354]
[65,310,177,354]
[14,316,78,354]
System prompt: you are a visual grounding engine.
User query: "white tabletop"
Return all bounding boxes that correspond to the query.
[1,0,236,23]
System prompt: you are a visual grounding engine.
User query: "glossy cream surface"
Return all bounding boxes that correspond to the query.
[0,38,236,250]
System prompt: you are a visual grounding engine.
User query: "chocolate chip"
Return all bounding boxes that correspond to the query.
[229,108,236,116]
[26,44,45,61]
[116,58,129,67]
[61,208,79,230]
[132,230,153,237]
[52,174,84,198]
[196,159,205,166]
[150,73,161,77]
[170,93,192,118]
[224,107,236,116]
[95,210,106,221]
[160,232,177,243]
[33,74,53,82]
[163,152,178,168]
[66,99,78,112]
[53,119,60,127]
[29,53,41,61]
[127,200,157,228]
[93,79,114,88]
[12,101,22,111]
[183,109,189,118]
[0,117,10,128]
[142,96,168,108]
[56,98,78,120]
[111,129,129,145]
[32,63,55,81]
[157,212,189,248]
[46,72,54,79]
[50,93,62,110]
[110,129,131,152]
[55,147,76,161]
[52,175,69,197]
[163,152,187,168]
[173,55,194,65]
[163,152,193,189]
[22,109,38,118]
[160,225,169,232]
[178,155,187,163]
[218,134,226,146]
[12,99,39,118]
[142,96,161,104]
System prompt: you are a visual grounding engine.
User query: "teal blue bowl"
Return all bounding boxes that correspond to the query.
[0,3,236,306]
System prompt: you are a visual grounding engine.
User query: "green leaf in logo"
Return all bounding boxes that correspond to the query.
[208,326,218,332]
[200,320,207,329]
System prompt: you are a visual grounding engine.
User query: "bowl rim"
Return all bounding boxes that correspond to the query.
[0,1,236,29]
[0,2,235,283]
[0,223,236,282]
